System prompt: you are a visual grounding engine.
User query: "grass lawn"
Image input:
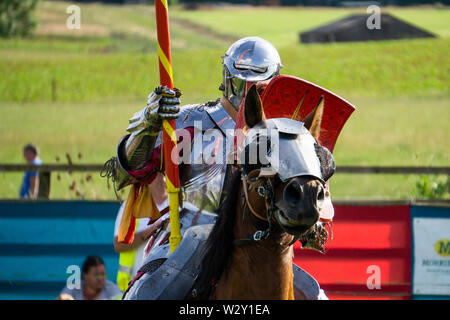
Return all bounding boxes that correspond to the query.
[170,5,450,47]
[0,94,447,200]
[0,2,448,200]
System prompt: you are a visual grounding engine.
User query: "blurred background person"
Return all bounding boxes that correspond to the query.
[19,143,42,199]
[58,256,122,300]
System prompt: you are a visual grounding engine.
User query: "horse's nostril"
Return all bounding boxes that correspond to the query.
[284,181,302,205]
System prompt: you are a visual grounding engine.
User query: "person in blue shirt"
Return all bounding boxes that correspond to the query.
[19,144,42,199]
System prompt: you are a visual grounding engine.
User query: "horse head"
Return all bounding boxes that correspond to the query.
[238,85,335,243]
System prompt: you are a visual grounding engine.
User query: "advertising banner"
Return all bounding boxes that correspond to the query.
[412,206,450,296]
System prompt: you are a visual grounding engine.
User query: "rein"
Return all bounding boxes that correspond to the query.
[233,169,277,246]
[242,176,269,222]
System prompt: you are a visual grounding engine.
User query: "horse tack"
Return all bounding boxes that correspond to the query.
[194,79,353,300]
[237,166,331,253]
[235,75,356,153]
[241,170,270,222]
[233,169,281,246]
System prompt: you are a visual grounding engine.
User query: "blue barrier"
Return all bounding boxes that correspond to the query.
[1,200,448,300]
[0,200,121,300]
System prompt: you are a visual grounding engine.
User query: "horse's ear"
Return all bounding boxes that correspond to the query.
[244,84,266,128]
[303,96,324,140]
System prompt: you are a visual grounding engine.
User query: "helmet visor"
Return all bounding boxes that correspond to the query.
[230,76,246,98]
[223,36,283,82]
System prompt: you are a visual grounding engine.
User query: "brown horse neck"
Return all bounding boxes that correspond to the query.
[213,183,295,300]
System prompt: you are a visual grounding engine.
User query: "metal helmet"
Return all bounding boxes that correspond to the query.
[220,37,283,110]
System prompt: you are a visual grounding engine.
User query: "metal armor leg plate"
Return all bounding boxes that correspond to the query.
[123,224,214,300]
[293,263,328,300]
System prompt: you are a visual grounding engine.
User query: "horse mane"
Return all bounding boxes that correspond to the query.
[193,166,242,299]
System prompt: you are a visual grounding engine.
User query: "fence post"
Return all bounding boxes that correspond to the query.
[51,78,57,102]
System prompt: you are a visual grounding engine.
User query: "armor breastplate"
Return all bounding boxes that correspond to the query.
[156,101,235,211]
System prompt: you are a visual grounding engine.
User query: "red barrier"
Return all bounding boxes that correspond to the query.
[294,204,412,300]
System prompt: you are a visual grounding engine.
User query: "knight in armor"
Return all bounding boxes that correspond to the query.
[106,36,283,250]
[104,37,331,300]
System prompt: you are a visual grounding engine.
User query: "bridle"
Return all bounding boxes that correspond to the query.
[234,168,297,246]
[230,123,335,249]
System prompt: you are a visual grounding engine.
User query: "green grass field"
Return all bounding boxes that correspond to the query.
[171,5,450,46]
[0,2,448,200]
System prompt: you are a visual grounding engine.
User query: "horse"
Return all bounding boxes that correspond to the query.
[192,85,335,300]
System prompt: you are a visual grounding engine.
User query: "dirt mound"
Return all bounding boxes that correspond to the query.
[300,13,435,44]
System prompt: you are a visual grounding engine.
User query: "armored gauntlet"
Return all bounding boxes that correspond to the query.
[114,86,181,190]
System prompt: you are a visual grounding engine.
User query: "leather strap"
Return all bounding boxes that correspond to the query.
[241,177,268,222]
[234,170,274,246]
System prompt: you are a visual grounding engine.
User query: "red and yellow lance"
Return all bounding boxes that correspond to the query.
[155,0,181,253]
